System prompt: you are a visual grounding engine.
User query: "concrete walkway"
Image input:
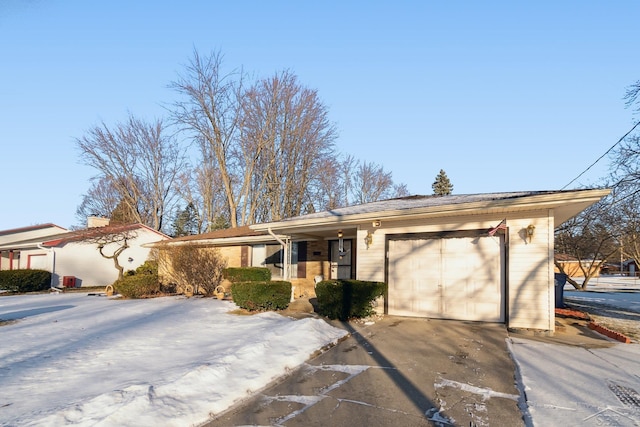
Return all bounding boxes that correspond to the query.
[203,316,524,426]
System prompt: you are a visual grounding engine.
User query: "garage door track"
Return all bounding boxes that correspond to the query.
[203,316,524,426]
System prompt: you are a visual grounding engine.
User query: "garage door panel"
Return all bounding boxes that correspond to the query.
[388,235,504,322]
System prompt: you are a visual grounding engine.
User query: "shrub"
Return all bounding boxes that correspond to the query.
[223,267,271,283]
[162,246,227,296]
[232,281,291,311]
[315,280,387,320]
[0,269,51,293]
[114,273,160,298]
[113,260,161,298]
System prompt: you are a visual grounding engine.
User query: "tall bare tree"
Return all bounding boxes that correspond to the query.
[352,161,395,204]
[242,70,337,222]
[76,177,121,224]
[76,114,185,232]
[170,50,248,228]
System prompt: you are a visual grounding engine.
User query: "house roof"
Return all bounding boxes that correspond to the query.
[0,223,66,237]
[250,189,611,233]
[42,223,169,247]
[0,223,168,250]
[146,225,280,248]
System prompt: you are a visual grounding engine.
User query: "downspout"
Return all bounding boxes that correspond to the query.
[267,228,294,301]
[37,244,56,288]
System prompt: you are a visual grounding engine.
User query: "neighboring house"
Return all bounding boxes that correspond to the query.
[0,219,169,288]
[0,223,69,270]
[152,189,609,334]
[554,253,602,278]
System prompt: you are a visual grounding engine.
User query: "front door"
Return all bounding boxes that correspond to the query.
[330,239,352,279]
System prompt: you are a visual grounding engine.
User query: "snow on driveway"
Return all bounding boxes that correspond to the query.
[0,293,348,426]
[509,339,640,426]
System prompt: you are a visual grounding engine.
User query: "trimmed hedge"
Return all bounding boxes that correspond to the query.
[0,269,51,293]
[224,267,271,283]
[315,280,387,320]
[232,280,291,311]
[113,273,161,299]
[113,261,161,298]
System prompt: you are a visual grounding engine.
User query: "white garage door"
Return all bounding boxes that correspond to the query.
[388,234,504,322]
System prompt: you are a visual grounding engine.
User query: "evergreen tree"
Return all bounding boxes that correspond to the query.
[432,169,454,196]
[171,203,200,237]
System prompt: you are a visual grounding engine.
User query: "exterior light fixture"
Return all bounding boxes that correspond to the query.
[372,220,381,227]
[526,224,535,243]
[364,232,373,249]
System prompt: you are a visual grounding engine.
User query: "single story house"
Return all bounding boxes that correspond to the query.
[0,218,169,288]
[154,189,609,334]
[554,253,603,278]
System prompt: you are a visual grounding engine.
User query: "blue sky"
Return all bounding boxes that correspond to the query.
[1,1,638,230]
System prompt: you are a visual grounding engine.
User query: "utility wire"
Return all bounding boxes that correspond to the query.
[561,120,640,190]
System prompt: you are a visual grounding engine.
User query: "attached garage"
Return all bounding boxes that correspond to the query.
[387,231,504,322]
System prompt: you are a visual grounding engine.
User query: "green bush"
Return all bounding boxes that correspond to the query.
[316,280,387,320]
[0,269,51,293]
[135,260,158,275]
[114,273,161,299]
[232,281,291,311]
[113,261,161,298]
[224,267,271,283]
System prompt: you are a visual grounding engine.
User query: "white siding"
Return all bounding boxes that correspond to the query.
[355,212,556,332]
[53,229,166,287]
[506,212,555,331]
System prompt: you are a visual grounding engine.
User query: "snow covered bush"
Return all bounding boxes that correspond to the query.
[231,281,291,311]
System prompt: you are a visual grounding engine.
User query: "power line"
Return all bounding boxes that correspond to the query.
[561,121,640,190]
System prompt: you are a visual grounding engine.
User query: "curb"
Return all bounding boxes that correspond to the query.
[555,307,632,344]
[587,322,631,344]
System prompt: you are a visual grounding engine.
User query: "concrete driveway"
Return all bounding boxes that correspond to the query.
[203,316,524,426]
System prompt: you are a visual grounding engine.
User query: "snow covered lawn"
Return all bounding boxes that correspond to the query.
[0,292,348,426]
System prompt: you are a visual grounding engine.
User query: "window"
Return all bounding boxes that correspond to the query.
[251,243,298,279]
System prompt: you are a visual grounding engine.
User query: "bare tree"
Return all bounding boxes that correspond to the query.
[75,225,139,280]
[161,245,227,296]
[555,197,620,290]
[242,70,337,222]
[75,177,121,224]
[352,161,394,204]
[76,114,185,232]
[170,50,248,228]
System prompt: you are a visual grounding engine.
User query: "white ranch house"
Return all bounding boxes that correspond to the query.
[0,219,169,288]
[157,189,609,334]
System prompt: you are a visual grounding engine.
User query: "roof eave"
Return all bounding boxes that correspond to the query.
[250,189,611,231]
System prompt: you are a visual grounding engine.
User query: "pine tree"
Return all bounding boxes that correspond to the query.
[432,169,453,196]
[171,203,200,237]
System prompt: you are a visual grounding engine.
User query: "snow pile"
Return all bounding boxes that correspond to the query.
[0,293,347,426]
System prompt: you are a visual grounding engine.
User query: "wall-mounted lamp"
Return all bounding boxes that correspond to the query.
[526,224,535,243]
[337,230,343,239]
[372,220,381,228]
[337,230,344,254]
[364,232,373,249]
